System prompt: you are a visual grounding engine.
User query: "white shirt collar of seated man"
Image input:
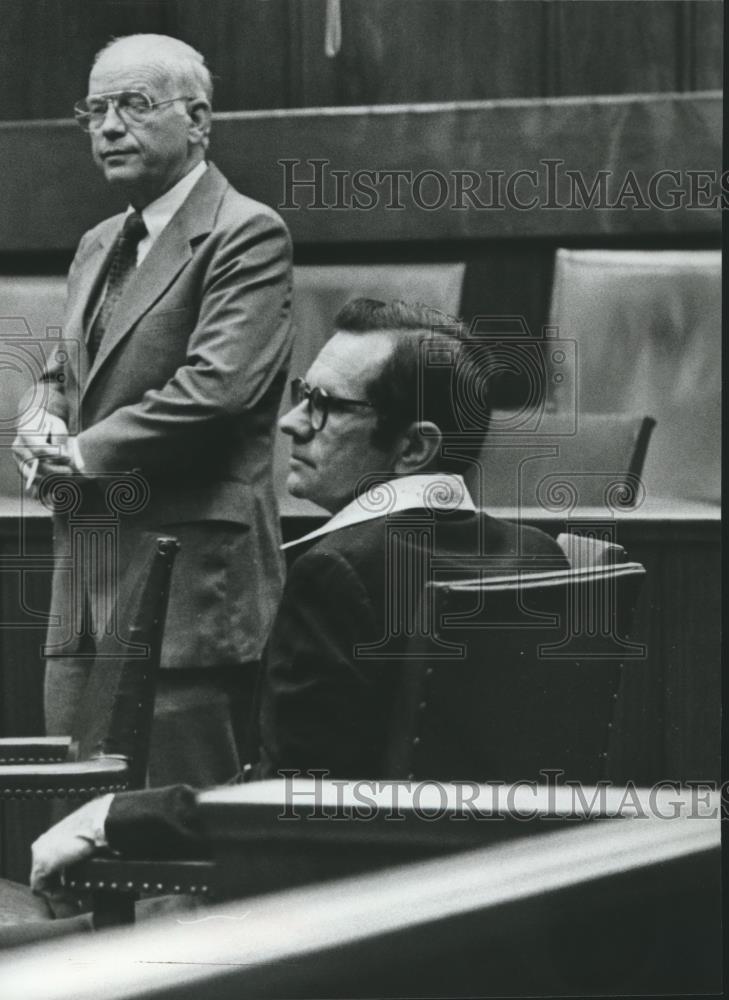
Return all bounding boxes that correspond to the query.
[282,473,475,551]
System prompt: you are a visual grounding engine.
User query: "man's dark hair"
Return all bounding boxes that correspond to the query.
[334,298,491,475]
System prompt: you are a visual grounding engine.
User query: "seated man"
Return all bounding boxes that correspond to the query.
[7,298,567,930]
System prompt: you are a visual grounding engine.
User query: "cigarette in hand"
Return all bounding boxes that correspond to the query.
[23,420,53,493]
[24,458,40,493]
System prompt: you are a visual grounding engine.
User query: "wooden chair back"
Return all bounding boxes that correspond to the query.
[475,411,655,509]
[548,248,720,501]
[73,534,180,788]
[386,536,645,784]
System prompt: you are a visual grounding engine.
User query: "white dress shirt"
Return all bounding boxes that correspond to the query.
[134,159,208,265]
[282,473,476,551]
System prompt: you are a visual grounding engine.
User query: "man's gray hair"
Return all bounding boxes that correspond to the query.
[94,34,214,105]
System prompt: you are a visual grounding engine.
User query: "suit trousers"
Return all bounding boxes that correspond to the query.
[44,658,259,787]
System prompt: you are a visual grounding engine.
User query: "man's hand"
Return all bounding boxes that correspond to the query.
[13,413,83,494]
[30,794,112,894]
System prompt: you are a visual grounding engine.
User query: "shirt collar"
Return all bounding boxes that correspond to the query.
[282,474,476,551]
[128,160,207,246]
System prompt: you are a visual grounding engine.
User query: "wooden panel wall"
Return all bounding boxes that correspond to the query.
[0,93,721,252]
[289,0,550,105]
[0,0,722,122]
[690,0,725,90]
[549,1,684,95]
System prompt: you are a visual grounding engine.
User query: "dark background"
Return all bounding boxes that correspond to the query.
[0,0,722,119]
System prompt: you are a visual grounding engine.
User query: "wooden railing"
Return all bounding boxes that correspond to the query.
[1,785,720,998]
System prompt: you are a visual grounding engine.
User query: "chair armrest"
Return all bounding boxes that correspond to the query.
[66,857,215,898]
[0,756,131,798]
[0,736,72,764]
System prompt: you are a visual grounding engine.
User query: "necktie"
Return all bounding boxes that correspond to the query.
[88,211,148,362]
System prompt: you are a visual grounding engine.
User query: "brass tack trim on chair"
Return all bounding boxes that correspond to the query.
[1,757,66,764]
[1,783,128,799]
[66,876,212,895]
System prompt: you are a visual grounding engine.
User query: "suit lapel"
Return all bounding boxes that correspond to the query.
[84,219,193,387]
[66,226,118,388]
[83,164,228,396]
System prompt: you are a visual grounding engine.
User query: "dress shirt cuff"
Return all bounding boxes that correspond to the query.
[69,437,86,474]
[91,793,114,848]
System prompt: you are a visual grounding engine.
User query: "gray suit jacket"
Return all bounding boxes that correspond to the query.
[40,163,293,668]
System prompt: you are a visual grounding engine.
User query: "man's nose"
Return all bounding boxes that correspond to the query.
[99,101,127,137]
[279,401,313,439]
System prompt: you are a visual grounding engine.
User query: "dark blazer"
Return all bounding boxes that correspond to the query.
[105,509,568,856]
[40,164,293,668]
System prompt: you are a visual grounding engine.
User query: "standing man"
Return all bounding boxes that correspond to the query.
[12,34,293,785]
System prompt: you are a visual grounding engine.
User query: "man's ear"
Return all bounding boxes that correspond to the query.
[187,99,212,149]
[392,421,443,474]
